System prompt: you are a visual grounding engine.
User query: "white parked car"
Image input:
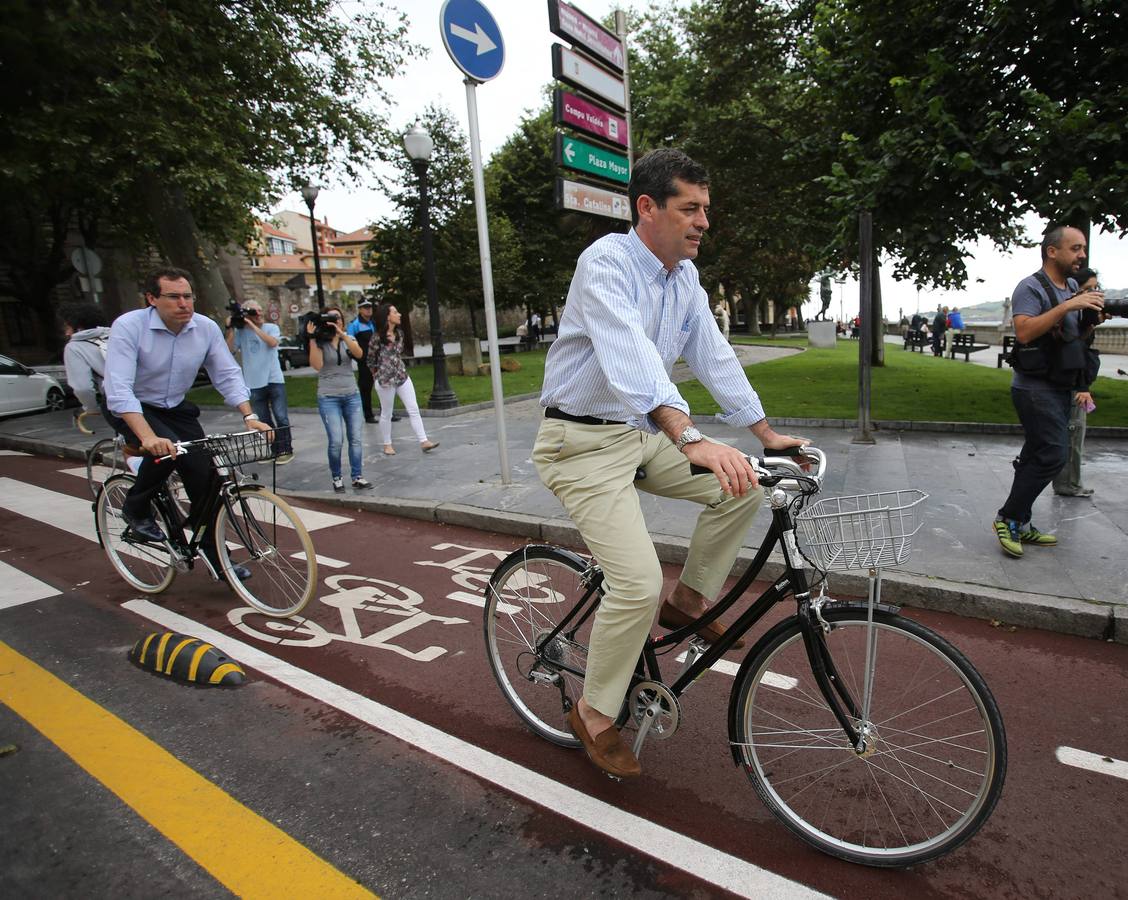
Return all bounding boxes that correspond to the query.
[0,354,67,417]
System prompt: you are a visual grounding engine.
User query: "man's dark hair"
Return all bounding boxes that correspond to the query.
[143,266,193,300]
[1040,224,1082,261]
[628,148,709,226]
[58,302,108,332]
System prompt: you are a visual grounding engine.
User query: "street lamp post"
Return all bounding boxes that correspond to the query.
[300,185,326,311]
[404,122,458,410]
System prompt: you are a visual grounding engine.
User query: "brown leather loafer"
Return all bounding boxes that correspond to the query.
[658,600,745,649]
[567,705,641,779]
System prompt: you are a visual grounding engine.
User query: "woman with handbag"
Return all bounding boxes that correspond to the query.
[368,302,439,456]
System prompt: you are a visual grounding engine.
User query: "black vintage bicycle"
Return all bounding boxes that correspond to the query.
[93,427,316,617]
[483,447,1006,867]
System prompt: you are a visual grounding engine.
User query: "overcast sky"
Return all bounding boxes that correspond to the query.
[272,0,1126,318]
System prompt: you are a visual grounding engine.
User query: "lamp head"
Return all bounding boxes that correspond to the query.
[300,185,320,208]
[403,122,434,163]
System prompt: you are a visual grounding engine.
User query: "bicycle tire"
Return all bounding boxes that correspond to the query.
[730,606,1006,867]
[94,474,176,593]
[213,486,316,617]
[86,438,123,498]
[484,545,608,748]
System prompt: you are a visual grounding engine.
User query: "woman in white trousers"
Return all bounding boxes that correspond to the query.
[368,302,439,456]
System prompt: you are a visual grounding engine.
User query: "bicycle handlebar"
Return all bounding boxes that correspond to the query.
[690,446,826,492]
[155,428,269,462]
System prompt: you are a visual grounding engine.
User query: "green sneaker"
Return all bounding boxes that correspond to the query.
[994,519,1023,558]
[1019,525,1057,546]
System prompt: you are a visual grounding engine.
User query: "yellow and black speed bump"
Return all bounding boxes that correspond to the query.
[129,633,246,687]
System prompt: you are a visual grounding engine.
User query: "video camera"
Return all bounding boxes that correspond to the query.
[1080,292,1128,329]
[227,300,246,329]
[303,310,342,343]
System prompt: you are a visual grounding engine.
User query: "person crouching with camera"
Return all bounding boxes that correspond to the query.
[225,300,293,463]
[305,306,373,492]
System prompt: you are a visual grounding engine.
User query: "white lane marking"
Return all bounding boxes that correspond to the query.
[0,560,60,608]
[291,551,348,570]
[0,450,30,456]
[674,651,798,689]
[1057,746,1128,782]
[124,599,829,900]
[0,478,96,543]
[56,467,353,533]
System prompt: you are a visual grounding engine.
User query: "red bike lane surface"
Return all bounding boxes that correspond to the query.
[2,452,1126,899]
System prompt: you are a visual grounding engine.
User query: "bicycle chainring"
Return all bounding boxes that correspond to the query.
[628,680,681,740]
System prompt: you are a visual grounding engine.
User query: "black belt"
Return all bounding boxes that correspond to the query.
[545,407,625,426]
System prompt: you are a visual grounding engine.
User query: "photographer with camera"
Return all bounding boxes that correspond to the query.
[225,300,292,464]
[994,226,1105,558]
[305,306,372,492]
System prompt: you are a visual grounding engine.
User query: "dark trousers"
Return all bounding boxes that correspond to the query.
[357,356,375,420]
[931,330,945,356]
[110,401,212,522]
[998,387,1071,525]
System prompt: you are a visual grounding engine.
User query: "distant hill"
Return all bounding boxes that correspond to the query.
[960,286,1125,322]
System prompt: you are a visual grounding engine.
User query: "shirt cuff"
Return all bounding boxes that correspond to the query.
[714,400,767,429]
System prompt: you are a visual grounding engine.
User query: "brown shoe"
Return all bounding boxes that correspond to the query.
[567,705,641,779]
[658,600,745,649]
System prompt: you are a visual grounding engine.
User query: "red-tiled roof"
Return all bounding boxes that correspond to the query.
[255,255,312,272]
[258,222,298,239]
[331,227,373,244]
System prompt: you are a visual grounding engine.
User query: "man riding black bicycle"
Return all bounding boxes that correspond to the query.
[103,267,272,580]
[532,149,807,779]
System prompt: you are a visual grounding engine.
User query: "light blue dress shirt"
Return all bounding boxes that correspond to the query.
[234,323,284,388]
[104,307,250,416]
[540,229,766,433]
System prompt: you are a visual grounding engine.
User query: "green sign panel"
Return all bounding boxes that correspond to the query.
[555,133,629,185]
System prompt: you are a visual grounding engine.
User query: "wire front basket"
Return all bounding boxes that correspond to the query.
[794,489,927,572]
[203,427,288,468]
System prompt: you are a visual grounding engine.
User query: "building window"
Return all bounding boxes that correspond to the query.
[267,237,295,255]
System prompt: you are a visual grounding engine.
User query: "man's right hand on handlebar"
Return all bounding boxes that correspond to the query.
[140,434,178,459]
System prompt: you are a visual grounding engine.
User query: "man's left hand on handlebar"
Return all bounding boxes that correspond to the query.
[681,439,759,497]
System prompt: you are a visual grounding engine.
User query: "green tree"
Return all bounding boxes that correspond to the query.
[0,0,417,346]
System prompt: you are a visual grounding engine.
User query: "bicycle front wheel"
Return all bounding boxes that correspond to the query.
[86,438,124,498]
[731,607,1006,867]
[484,545,603,748]
[213,487,316,617]
[95,474,176,593]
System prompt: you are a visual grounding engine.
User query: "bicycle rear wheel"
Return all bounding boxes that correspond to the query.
[730,606,1006,867]
[484,545,605,748]
[95,474,176,593]
[213,486,316,617]
[86,438,124,498]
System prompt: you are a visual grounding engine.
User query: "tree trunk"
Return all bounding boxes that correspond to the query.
[141,174,228,319]
[743,289,761,335]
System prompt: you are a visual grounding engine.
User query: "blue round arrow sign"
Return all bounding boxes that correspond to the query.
[440,0,505,83]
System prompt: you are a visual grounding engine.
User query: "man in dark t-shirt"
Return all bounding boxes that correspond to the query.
[993,225,1104,558]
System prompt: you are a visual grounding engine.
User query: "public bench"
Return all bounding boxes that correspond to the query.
[903,329,928,352]
[949,332,990,361]
[996,334,1016,368]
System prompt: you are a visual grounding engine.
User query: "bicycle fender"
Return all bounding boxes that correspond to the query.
[725,601,900,766]
[484,544,594,600]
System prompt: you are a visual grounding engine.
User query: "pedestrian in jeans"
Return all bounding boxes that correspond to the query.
[306,306,372,492]
[369,302,438,456]
[226,300,293,463]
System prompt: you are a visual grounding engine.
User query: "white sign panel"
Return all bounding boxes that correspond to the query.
[552,43,626,111]
[556,177,630,221]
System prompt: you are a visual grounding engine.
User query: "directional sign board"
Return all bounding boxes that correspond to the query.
[440,0,504,83]
[555,133,629,185]
[553,89,628,149]
[547,0,624,72]
[551,43,626,110]
[556,177,630,221]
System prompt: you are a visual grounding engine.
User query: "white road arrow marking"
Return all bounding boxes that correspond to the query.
[449,22,496,55]
[563,141,575,163]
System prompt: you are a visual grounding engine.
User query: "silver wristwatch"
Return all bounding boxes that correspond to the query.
[675,425,703,452]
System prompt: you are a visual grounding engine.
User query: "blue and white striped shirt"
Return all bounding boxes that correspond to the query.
[104,307,250,416]
[540,230,765,433]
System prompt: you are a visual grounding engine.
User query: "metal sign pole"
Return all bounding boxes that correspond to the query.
[464,77,511,483]
[615,9,633,163]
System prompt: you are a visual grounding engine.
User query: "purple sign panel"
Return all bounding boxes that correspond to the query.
[553,89,629,150]
[547,0,624,72]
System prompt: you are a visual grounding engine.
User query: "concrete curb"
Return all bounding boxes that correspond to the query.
[278,489,1125,644]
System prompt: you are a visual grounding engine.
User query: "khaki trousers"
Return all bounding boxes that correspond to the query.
[532,417,764,718]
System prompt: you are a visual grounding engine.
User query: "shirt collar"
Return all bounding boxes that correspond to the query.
[627,228,684,283]
[146,306,198,334]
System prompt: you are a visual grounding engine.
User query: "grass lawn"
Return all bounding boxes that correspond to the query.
[681,338,1128,426]
[187,349,549,409]
[188,340,1128,426]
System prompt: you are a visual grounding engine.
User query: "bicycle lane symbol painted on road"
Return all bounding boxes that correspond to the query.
[227,574,469,662]
[414,542,512,609]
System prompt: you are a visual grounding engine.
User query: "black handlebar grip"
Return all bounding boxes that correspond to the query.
[689,463,711,476]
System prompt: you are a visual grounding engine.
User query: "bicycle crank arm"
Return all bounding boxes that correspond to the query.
[631,701,662,758]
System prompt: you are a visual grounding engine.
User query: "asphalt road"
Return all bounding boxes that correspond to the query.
[1,450,1127,899]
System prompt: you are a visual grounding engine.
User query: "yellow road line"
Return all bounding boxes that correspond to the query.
[0,640,375,899]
